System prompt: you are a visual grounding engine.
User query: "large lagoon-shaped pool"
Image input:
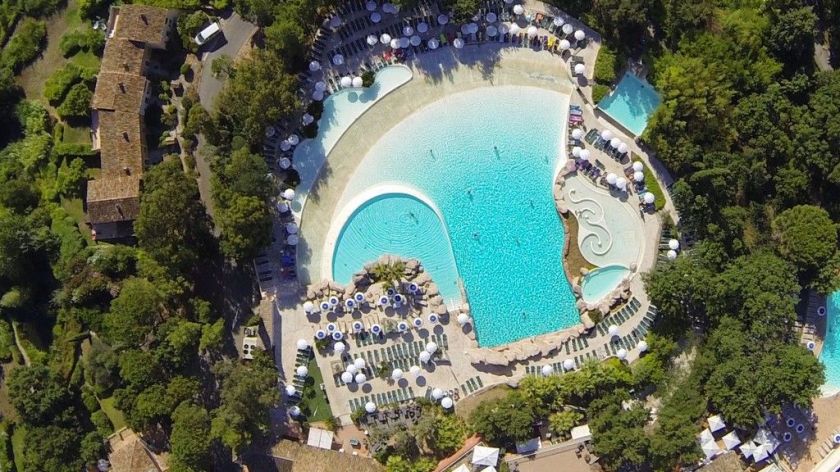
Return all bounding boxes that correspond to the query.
[331,86,579,347]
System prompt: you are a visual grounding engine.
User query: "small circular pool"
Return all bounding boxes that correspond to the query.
[581,265,631,303]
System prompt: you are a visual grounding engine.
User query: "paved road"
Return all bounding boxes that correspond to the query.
[194,12,258,221]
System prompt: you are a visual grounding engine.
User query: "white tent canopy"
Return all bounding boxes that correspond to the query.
[740,440,757,459]
[471,446,500,466]
[722,431,741,450]
[699,428,714,445]
[701,439,722,460]
[307,427,334,450]
[708,414,726,432]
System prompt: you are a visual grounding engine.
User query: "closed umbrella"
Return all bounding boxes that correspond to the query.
[542,365,554,375]
[371,324,382,335]
[355,372,367,383]
[320,301,331,312]
[345,299,356,310]
[315,329,326,340]
[341,371,353,383]
[432,388,444,400]
[352,76,363,88]
[574,29,585,41]
[417,22,429,33]
[574,63,585,75]
[333,54,344,65]
[428,38,439,49]
[562,23,573,35]
[559,39,571,50]
[327,322,337,332]
[643,192,655,204]
[332,331,344,341]
[380,33,392,44]
[513,4,524,15]
[634,171,644,182]
[413,317,423,328]
[410,35,421,46]
[403,25,414,36]
[367,34,378,46]
[354,357,366,369]
[352,320,363,332]
[296,365,308,377]
[437,14,448,25]
[428,313,439,324]
[487,12,497,23]
[365,401,376,413]
[370,12,381,23]
[632,161,644,172]
[527,25,538,38]
[453,38,464,49]
[441,397,454,409]
[354,292,365,303]
[297,338,310,350]
[398,321,408,332]
[286,385,297,396]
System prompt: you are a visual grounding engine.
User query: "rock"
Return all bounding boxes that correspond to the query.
[572,284,582,296]
[351,273,368,286]
[429,295,444,306]
[306,288,317,300]
[629,263,638,272]
[507,380,520,388]
[415,272,431,285]
[405,260,420,272]
[466,330,476,341]
[576,300,587,310]
[580,267,590,275]
[598,302,610,315]
[580,312,595,329]
[426,283,440,297]
[435,305,448,315]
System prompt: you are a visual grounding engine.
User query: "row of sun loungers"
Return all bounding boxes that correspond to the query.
[348,386,416,412]
[460,376,484,396]
[343,334,449,376]
[595,297,642,336]
[287,345,313,404]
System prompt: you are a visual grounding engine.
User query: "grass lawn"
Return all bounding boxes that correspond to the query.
[99,396,127,432]
[299,356,333,422]
[61,124,91,145]
[455,384,511,421]
[70,50,101,70]
[61,197,94,244]
[11,425,25,472]
[636,154,666,210]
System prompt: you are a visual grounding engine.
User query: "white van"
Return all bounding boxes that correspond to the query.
[194,22,221,46]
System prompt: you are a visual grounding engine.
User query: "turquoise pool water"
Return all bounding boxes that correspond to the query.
[581,265,631,303]
[820,291,840,393]
[292,66,413,214]
[333,192,460,302]
[332,86,579,347]
[597,73,661,136]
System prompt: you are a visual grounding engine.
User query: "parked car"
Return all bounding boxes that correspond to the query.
[194,22,221,46]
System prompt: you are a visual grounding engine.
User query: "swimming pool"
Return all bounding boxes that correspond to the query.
[581,265,631,303]
[330,86,579,347]
[820,291,840,395]
[597,73,661,136]
[332,191,461,302]
[292,65,413,215]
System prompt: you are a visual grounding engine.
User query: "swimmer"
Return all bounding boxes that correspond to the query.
[472,232,479,240]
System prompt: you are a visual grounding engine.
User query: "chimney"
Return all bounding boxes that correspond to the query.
[123,62,129,71]
[141,14,148,25]
[122,131,129,141]
[116,204,124,217]
[123,166,130,175]
[119,82,126,93]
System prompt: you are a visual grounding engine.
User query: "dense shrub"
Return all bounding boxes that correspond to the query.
[53,142,97,159]
[592,83,610,103]
[44,63,97,104]
[0,3,20,46]
[593,45,618,84]
[362,70,375,87]
[0,18,47,73]
[78,0,111,20]
[177,10,210,52]
[56,83,93,119]
[19,0,63,17]
[0,319,14,362]
[59,29,105,57]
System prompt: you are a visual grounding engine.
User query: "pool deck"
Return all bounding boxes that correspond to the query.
[297,45,577,285]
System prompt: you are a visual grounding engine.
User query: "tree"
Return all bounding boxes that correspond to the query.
[79,431,106,465]
[199,318,225,353]
[429,413,466,455]
[549,410,583,437]
[766,7,816,67]
[385,455,436,472]
[136,159,211,275]
[118,349,163,389]
[469,391,534,446]
[22,424,85,472]
[264,17,307,69]
[210,351,280,452]
[170,402,211,472]
[85,338,119,394]
[590,0,652,45]
[56,83,93,119]
[588,391,650,471]
[130,384,173,430]
[103,278,163,346]
[644,254,714,336]
[772,205,837,284]
[211,55,233,79]
[7,365,70,425]
[217,194,272,260]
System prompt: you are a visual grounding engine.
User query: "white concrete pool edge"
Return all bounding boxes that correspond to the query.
[320,182,463,304]
[290,65,414,219]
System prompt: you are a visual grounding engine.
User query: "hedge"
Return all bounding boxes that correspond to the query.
[59,29,105,57]
[53,142,97,159]
[636,154,666,210]
[0,18,46,73]
[593,45,618,85]
[592,83,610,103]
[44,63,97,104]
[56,83,93,119]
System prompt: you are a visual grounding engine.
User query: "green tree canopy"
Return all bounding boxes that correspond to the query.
[103,277,163,346]
[772,205,838,285]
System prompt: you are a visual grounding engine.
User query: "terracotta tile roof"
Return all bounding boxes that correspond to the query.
[92,72,148,112]
[111,5,175,46]
[699,452,744,472]
[269,440,386,472]
[87,175,141,224]
[107,429,167,472]
[97,110,146,178]
[100,38,148,75]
